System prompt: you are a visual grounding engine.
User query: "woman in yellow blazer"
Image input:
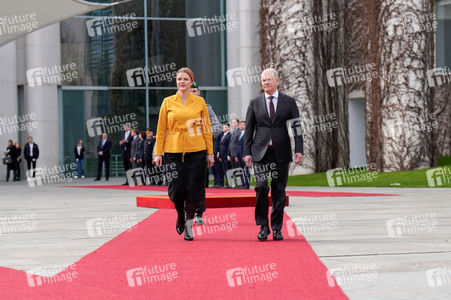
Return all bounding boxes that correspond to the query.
[154,67,214,240]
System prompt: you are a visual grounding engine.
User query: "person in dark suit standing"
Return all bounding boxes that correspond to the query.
[228,118,241,174]
[15,142,22,181]
[212,133,222,187]
[244,68,303,241]
[94,133,112,181]
[217,124,231,188]
[137,131,146,168]
[74,140,85,179]
[119,124,133,185]
[236,120,250,189]
[142,129,155,185]
[130,128,140,169]
[4,140,17,181]
[24,136,39,179]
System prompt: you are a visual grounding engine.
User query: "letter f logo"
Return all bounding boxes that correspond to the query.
[326,68,345,87]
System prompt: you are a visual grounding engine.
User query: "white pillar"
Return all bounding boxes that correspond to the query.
[0,42,18,181]
[22,24,61,172]
[226,0,261,120]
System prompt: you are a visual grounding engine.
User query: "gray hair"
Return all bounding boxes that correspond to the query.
[261,68,279,79]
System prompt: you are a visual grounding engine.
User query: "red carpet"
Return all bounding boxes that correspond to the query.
[136,194,289,209]
[1,208,348,299]
[65,185,397,197]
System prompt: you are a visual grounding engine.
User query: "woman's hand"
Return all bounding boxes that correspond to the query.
[154,155,163,167]
[207,154,214,168]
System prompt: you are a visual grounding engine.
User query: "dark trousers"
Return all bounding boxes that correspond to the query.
[253,148,289,231]
[144,160,158,185]
[212,155,220,186]
[26,159,37,177]
[97,155,110,179]
[165,151,206,221]
[230,156,239,169]
[238,155,250,187]
[16,161,21,180]
[6,164,17,181]
[122,153,131,182]
[219,157,229,186]
[196,166,208,216]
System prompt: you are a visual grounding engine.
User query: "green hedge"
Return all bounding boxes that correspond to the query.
[438,156,451,166]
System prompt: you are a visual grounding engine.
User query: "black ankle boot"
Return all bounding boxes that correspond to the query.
[176,215,185,235]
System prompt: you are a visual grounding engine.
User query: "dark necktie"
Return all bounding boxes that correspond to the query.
[269,96,275,123]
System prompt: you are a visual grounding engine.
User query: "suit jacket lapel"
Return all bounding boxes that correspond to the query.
[260,94,271,124]
[273,92,284,123]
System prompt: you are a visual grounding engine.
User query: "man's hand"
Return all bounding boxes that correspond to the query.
[99,151,103,156]
[216,153,220,159]
[244,155,253,168]
[227,156,231,161]
[154,155,162,167]
[207,154,214,168]
[235,157,238,163]
[294,153,303,165]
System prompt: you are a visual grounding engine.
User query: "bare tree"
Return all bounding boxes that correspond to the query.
[260,0,350,173]
[260,0,317,173]
[365,0,435,171]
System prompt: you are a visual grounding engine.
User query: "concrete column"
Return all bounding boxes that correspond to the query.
[0,41,18,182]
[226,0,261,120]
[22,23,61,174]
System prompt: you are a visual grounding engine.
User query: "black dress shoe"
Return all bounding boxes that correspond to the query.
[176,215,185,235]
[94,178,100,181]
[258,226,270,241]
[273,231,283,241]
[106,178,109,181]
[122,183,128,185]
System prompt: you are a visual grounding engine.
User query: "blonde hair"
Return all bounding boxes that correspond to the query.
[176,67,194,82]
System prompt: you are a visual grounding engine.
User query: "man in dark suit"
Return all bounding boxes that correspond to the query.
[228,118,241,173]
[130,128,140,169]
[236,120,250,189]
[212,133,222,187]
[24,136,39,179]
[244,68,303,241]
[142,129,155,185]
[94,133,112,181]
[217,124,231,187]
[119,124,133,185]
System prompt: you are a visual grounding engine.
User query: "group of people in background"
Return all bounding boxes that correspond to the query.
[212,118,249,189]
[3,137,40,182]
[3,140,22,181]
[93,126,163,185]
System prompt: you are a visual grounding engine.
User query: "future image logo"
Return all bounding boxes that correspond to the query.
[186,13,238,38]
[86,14,138,37]
[226,263,278,287]
[26,63,78,87]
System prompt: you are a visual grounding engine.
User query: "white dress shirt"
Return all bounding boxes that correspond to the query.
[265,90,279,145]
[29,143,34,157]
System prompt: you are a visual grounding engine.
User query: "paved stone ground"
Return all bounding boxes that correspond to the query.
[0,178,450,299]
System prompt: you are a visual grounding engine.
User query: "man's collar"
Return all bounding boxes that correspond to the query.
[264,90,279,99]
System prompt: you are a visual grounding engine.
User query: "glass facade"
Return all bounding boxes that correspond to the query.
[60,0,227,176]
[437,0,451,67]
